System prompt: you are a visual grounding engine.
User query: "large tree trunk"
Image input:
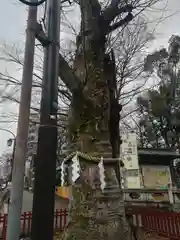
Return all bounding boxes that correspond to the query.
[68,0,113,157]
[57,0,134,157]
[60,156,132,240]
[57,1,138,239]
[60,1,133,240]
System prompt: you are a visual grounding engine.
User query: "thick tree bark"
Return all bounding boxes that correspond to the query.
[57,1,136,239]
[60,157,132,240]
[66,0,133,154]
[58,53,81,92]
[66,0,110,154]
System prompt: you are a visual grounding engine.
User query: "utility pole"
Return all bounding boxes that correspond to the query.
[31,0,61,239]
[6,1,37,240]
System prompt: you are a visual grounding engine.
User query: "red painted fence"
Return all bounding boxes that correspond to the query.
[126,207,180,239]
[2,207,180,239]
[0,209,68,239]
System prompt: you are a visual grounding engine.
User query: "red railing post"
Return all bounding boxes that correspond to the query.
[0,208,68,239]
[2,214,8,240]
[64,209,67,228]
[28,211,31,234]
[60,209,63,230]
[0,213,2,239]
[22,212,26,234]
[176,215,180,237]
[55,209,58,229]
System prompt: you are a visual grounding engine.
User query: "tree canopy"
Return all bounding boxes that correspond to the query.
[137,35,180,149]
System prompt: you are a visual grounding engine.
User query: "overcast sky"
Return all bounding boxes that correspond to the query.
[0,0,180,155]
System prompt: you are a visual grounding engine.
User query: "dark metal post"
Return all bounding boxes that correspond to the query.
[31,0,61,239]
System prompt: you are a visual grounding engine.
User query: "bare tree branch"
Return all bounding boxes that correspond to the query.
[107,13,133,33]
[58,53,81,92]
[102,3,133,26]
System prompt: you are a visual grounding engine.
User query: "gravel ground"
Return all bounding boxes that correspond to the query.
[143,231,169,240]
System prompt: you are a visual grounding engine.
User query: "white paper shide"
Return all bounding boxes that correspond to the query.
[60,161,65,186]
[71,154,80,183]
[98,157,106,190]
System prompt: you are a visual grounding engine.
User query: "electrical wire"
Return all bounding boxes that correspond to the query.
[19,0,72,6]
[18,0,46,6]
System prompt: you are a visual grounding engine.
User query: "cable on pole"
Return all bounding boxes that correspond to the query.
[19,0,72,6]
[18,0,46,6]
